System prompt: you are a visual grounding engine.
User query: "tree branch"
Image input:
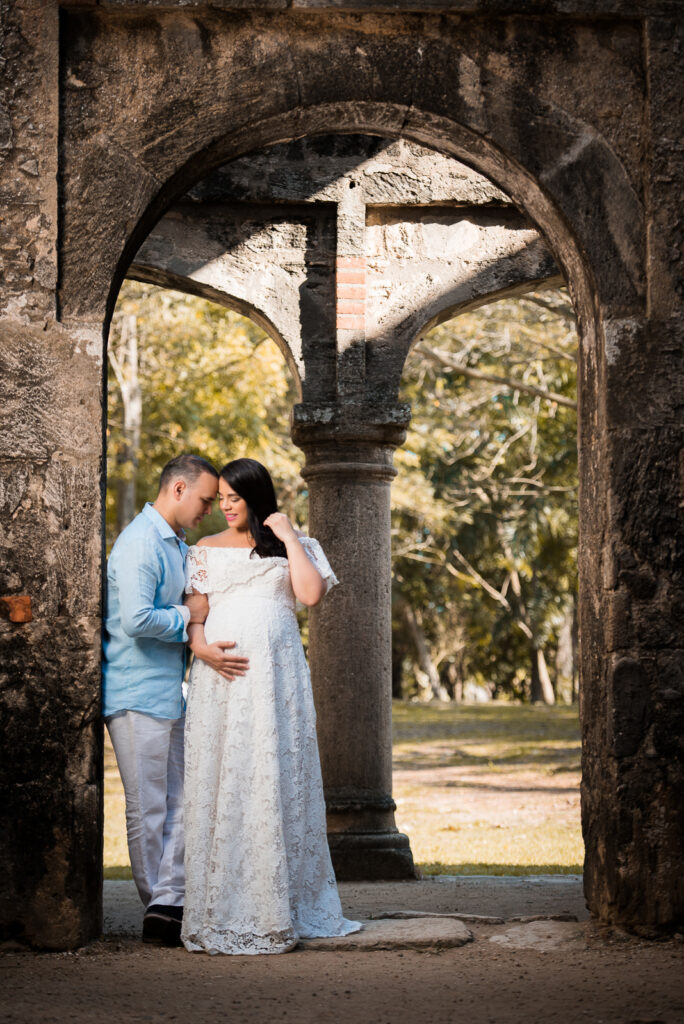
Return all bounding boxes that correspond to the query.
[447,548,535,642]
[416,343,577,410]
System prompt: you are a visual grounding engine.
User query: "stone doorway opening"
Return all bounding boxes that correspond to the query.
[104,134,581,889]
[4,6,682,952]
[103,282,301,882]
[10,83,676,952]
[392,290,581,873]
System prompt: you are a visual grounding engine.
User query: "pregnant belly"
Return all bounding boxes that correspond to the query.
[203,597,297,654]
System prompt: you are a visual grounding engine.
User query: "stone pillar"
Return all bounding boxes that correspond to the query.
[579,18,684,934]
[291,404,416,880]
[0,0,104,949]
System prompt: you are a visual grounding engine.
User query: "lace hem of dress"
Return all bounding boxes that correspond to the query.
[182,925,298,956]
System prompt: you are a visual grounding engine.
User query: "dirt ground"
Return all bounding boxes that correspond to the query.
[3,877,684,1024]
[391,702,583,874]
[6,708,680,1023]
[2,923,683,1024]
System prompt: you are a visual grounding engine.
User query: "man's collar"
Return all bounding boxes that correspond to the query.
[142,502,186,543]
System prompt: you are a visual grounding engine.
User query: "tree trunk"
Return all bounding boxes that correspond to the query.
[530,643,555,705]
[113,314,142,534]
[571,593,578,704]
[391,631,407,699]
[499,543,555,706]
[445,660,464,703]
[399,600,450,701]
[555,599,576,704]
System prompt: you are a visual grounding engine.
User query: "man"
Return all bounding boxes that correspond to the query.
[103,454,248,945]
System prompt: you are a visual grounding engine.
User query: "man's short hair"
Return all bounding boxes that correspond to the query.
[158,454,218,492]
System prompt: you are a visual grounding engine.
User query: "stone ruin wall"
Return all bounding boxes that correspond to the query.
[0,1,682,947]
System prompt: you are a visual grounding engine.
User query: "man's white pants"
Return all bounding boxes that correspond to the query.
[106,710,185,910]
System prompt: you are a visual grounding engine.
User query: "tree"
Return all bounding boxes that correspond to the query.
[392,288,578,703]
[108,312,141,533]
[107,282,301,550]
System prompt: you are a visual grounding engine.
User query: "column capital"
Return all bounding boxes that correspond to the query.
[291,402,411,448]
[291,403,411,482]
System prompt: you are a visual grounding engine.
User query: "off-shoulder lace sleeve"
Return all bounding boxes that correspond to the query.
[300,537,339,595]
[185,545,210,594]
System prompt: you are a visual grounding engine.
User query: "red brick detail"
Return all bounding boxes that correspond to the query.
[336,255,366,269]
[336,315,365,330]
[337,299,365,314]
[336,269,366,285]
[337,284,366,299]
[337,257,365,333]
[0,595,32,623]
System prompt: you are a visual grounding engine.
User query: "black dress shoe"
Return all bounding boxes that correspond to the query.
[142,904,184,947]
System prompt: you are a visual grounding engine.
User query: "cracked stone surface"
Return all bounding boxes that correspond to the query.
[300,917,473,951]
[489,920,587,952]
[103,875,588,944]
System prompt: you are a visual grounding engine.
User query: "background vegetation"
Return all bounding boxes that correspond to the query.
[108,281,578,704]
[105,701,583,877]
[105,282,582,877]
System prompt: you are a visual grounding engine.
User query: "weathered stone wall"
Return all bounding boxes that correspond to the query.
[0,0,103,948]
[131,136,559,401]
[580,15,684,933]
[1,1,682,946]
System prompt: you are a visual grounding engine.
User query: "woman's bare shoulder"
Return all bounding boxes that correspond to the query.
[196,530,231,548]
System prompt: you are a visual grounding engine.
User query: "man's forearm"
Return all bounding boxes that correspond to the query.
[120,601,188,642]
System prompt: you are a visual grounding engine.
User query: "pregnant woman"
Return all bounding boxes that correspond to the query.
[181,457,361,955]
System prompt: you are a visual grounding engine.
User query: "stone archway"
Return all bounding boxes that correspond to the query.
[127,133,567,886]
[1,5,681,948]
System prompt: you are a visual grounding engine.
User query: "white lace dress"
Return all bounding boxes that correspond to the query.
[181,538,362,955]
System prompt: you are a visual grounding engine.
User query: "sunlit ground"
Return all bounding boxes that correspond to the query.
[392,702,582,875]
[104,702,583,879]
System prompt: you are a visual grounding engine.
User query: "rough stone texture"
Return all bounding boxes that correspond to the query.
[292,405,416,879]
[102,875,589,940]
[1,0,683,947]
[133,200,338,400]
[132,136,558,404]
[489,920,586,952]
[0,1,103,950]
[299,916,474,950]
[365,205,559,394]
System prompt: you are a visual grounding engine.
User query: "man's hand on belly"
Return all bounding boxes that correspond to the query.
[194,641,250,681]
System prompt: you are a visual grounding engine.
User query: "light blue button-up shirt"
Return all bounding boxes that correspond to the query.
[102,503,189,720]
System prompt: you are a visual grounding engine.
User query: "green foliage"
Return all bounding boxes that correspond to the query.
[394,290,578,701]
[107,282,578,701]
[106,282,302,549]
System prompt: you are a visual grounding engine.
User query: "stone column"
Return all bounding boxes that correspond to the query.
[0,1,104,949]
[579,19,684,933]
[291,404,416,880]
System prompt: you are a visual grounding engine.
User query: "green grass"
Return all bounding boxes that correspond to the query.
[392,701,583,876]
[420,863,582,876]
[104,701,583,878]
[104,865,133,880]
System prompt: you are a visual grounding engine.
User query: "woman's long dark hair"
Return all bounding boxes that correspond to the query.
[219,458,287,559]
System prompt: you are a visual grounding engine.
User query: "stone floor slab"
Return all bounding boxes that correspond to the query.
[103,874,588,942]
[299,917,473,951]
[489,919,587,951]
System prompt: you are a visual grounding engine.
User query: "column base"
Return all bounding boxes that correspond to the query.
[328,831,418,881]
